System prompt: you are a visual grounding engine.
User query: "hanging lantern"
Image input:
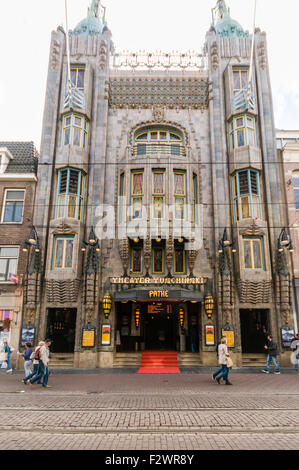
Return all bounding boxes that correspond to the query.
[135,307,140,328]
[204,295,214,319]
[179,308,184,327]
[103,294,112,319]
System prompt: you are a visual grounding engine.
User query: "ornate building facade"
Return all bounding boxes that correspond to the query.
[24,0,296,368]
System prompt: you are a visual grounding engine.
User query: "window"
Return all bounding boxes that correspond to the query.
[152,170,165,219]
[2,190,25,223]
[174,243,186,274]
[0,247,19,282]
[70,66,85,89]
[131,246,143,274]
[233,68,248,94]
[228,114,256,150]
[134,129,185,156]
[293,176,299,210]
[232,169,262,221]
[52,236,74,270]
[119,173,125,222]
[243,237,265,270]
[62,114,89,150]
[56,168,86,220]
[174,171,186,219]
[192,174,198,223]
[131,171,144,219]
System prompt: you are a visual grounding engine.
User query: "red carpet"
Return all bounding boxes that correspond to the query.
[138,351,180,374]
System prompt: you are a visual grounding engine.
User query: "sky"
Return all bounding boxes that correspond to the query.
[0,0,299,151]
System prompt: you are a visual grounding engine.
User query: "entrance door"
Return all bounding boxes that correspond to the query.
[143,303,176,350]
[46,308,77,353]
[240,309,269,353]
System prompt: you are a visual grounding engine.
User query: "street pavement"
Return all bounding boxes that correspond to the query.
[0,368,298,451]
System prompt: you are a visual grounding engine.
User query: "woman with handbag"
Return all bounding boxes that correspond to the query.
[1,338,13,373]
[212,337,233,385]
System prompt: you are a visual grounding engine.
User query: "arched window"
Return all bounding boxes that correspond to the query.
[134,128,185,156]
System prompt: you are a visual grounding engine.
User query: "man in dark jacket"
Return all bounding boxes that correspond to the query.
[261,335,280,374]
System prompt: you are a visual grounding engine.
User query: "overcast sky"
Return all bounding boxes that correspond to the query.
[0,0,298,150]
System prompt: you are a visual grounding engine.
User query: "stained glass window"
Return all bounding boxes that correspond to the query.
[174,171,186,219]
[131,171,144,219]
[152,171,165,219]
[56,168,86,220]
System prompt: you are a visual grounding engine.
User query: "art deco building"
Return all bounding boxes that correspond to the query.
[24,0,296,369]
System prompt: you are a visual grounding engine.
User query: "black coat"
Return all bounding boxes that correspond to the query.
[267,340,278,356]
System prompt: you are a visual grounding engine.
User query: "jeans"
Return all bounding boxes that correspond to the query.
[5,357,12,370]
[30,361,45,384]
[24,362,39,381]
[24,360,32,377]
[42,366,49,386]
[266,354,280,372]
[293,352,298,370]
[213,364,229,382]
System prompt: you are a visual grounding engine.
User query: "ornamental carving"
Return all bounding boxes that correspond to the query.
[99,39,108,70]
[51,39,61,70]
[257,42,267,70]
[109,77,209,109]
[210,41,219,71]
[152,107,165,122]
[239,220,265,237]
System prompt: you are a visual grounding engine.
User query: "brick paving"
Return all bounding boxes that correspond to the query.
[0,371,298,450]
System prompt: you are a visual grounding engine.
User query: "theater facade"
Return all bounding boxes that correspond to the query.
[23,0,296,368]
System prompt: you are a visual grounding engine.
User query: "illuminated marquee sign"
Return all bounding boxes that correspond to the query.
[110,276,205,285]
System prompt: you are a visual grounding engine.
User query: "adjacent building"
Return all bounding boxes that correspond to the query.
[277,130,299,331]
[23,0,296,369]
[0,142,38,366]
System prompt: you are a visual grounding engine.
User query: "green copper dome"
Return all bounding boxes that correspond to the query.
[216,17,248,38]
[71,0,107,36]
[212,0,249,38]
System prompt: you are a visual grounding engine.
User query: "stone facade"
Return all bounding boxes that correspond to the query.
[25,0,294,368]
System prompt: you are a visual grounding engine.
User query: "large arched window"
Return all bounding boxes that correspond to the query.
[134,128,186,156]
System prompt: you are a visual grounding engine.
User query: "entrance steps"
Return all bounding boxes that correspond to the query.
[242,353,268,368]
[138,351,180,373]
[178,353,201,368]
[113,352,142,368]
[49,353,74,369]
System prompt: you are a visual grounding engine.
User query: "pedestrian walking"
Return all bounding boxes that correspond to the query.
[29,339,52,388]
[17,343,33,379]
[212,337,233,385]
[290,333,299,372]
[23,341,44,384]
[261,334,280,374]
[0,338,14,373]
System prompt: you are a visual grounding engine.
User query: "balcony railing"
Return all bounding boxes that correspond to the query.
[132,143,186,157]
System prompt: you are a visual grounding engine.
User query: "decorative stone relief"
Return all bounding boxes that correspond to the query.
[210,41,219,70]
[257,42,267,70]
[118,238,130,276]
[51,40,61,70]
[152,107,165,122]
[109,77,209,109]
[99,39,108,70]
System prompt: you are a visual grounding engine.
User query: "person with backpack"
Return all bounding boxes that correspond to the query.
[29,339,52,388]
[23,341,44,384]
[261,334,280,374]
[17,342,33,379]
